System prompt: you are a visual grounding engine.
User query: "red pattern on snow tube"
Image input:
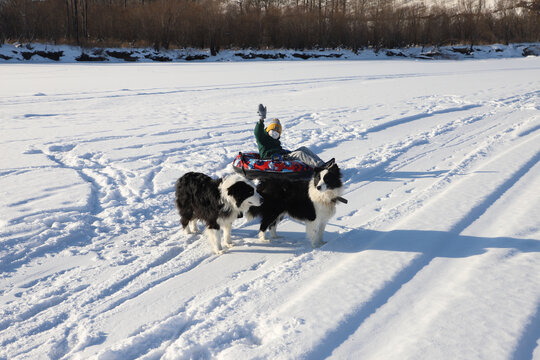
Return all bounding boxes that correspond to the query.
[232,152,313,180]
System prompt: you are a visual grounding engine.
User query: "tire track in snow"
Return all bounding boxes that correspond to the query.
[340,108,521,231]
[489,89,540,108]
[284,99,483,156]
[81,245,185,307]
[517,121,540,138]
[2,139,204,356]
[341,107,495,201]
[321,235,540,359]
[301,132,540,359]
[450,148,540,234]
[2,127,232,355]
[511,300,540,360]
[81,242,212,314]
[365,104,482,134]
[0,147,103,273]
[0,234,211,358]
[152,246,335,358]
[88,311,189,360]
[72,242,285,358]
[0,215,94,274]
[0,296,68,337]
[351,107,530,231]
[302,250,435,360]
[344,90,539,188]
[0,280,90,351]
[42,143,162,238]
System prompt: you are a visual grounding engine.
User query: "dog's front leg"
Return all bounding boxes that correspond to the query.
[258,230,269,242]
[315,222,327,247]
[306,222,317,246]
[206,226,223,254]
[269,224,279,239]
[268,215,283,239]
[306,221,326,248]
[257,221,270,243]
[222,222,234,248]
[259,213,281,243]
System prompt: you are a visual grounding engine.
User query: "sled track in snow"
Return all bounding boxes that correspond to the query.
[304,142,540,358]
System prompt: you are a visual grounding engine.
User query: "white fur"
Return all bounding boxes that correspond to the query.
[258,231,269,242]
[185,220,199,234]
[205,228,224,254]
[219,174,262,213]
[304,174,343,247]
[209,175,261,253]
[216,211,241,249]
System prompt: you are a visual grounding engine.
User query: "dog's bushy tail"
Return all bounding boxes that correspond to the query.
[174,178,184,213]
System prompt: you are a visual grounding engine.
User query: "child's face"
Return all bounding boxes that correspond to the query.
[268,130,280,139]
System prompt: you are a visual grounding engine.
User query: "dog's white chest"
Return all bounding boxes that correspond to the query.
[313,201,336,222]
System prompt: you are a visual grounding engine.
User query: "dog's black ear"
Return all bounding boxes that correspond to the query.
[315,158,335,173]
[323,158,335,169]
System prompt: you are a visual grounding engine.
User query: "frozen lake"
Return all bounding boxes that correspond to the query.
[1,59,540,359]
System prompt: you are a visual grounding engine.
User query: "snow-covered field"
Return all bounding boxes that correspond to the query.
[1,58,539,359]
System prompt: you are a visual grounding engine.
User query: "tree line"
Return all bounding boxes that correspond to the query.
[0,0,539,53]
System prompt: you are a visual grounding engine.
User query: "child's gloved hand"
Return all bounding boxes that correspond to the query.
[258,104,267,120]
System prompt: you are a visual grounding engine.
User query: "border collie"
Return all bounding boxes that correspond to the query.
[175,172,262,254]
[248,160,344,247]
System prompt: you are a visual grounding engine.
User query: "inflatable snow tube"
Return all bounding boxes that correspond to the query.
[232,152,313,181]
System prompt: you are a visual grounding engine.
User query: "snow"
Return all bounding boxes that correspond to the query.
[1,42,540,64]
[1,57,539,359]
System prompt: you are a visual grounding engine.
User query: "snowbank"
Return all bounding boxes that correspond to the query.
[1,42,539,63]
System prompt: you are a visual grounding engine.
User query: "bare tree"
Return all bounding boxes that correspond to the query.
[1,0,539,50]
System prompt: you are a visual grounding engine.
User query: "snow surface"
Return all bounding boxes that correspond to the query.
[1,58,539,359]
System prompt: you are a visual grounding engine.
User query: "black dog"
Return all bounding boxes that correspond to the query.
[248,160,344,247]
[175,172,262,254]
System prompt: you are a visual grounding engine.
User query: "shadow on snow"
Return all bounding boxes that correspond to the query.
[303,227,540,360]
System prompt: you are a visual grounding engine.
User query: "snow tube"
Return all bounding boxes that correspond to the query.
[232,152,313,180]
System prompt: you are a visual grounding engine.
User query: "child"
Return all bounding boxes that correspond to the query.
[254,104,332,168]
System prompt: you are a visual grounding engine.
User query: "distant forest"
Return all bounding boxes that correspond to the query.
[1,0,539,53]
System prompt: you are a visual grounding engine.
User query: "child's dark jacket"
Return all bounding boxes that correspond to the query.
[254,120,287,159]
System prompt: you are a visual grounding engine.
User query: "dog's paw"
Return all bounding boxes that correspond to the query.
[258,231,270,243]
[225,242,235,248]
